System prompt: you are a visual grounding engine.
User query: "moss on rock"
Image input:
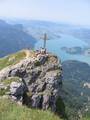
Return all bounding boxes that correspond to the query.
[1,77,21,85]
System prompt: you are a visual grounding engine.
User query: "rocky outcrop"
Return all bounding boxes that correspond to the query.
[0,51,62,111]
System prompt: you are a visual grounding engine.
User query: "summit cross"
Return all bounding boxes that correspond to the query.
[43,33,48,49]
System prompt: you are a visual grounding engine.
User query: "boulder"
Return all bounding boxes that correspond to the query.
[10,82,26,102]
[31,94,42,108]
[42,94,50,110]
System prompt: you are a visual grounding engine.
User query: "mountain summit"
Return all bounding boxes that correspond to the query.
[0,49,62,113]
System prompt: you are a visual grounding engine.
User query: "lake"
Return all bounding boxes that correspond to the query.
[35,34,90,64]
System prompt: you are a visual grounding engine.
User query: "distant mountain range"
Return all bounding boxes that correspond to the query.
[0,20,36,57]
[6,19,90,45]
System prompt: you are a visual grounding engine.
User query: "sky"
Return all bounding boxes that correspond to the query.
[0,0,90,26]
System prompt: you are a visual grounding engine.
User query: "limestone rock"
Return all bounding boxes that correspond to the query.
[0,51,62,112]
[10,81,26,103]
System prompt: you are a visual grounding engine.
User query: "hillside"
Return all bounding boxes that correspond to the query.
[0,20,36,57]
[0,50,90,120]
[0,98,62,120]
[61,60,90,120]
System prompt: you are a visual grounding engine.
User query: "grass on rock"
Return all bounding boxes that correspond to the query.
[0,50,26,70]
[1,77,21,85]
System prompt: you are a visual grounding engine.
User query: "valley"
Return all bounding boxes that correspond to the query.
[0,19,90,120]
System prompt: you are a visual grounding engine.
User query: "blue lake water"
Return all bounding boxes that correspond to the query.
[35,34,90,64]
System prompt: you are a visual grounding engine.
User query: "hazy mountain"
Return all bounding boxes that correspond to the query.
[7,19,90,45]
[61,27,90,44]
[0,20,36,57]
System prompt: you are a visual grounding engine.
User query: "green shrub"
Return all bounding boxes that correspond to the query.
[56,97,67,119]
[34,60,41,66]
[0,88,9,96]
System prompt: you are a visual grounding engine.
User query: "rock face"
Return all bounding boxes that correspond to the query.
[0,51,62,111]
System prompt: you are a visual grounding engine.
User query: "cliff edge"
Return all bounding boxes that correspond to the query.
[0,49,62,112]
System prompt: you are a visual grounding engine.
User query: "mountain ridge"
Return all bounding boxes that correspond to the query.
[0,20,37,57]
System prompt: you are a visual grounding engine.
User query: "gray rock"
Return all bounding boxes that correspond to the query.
[42,94,50,110]
[38,56,47,64]
[10,82,26,102]
[36,82,46,92]
[0,52,62,112]
[31,94,42,108]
